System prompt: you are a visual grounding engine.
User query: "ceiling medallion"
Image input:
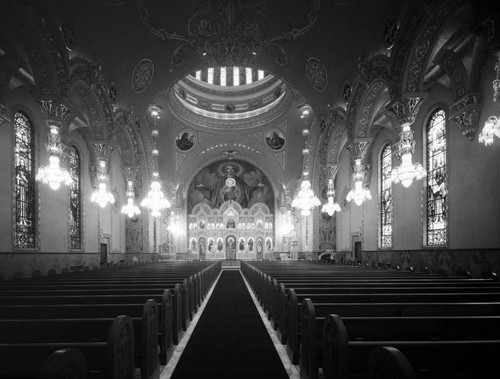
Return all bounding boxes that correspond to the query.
[137,0,320,68]
[132,58,154,93]
[305,57,328,92]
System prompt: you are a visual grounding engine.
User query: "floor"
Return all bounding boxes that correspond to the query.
[159,268,300,379]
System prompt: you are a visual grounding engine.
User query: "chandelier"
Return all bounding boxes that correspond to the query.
[121,180,140,218]
[141,104,171,218]
[36,127,72,190]
[141,173,171,218]
[90,159,115,208]
[479,53,500,145]
[292,104,320,216]
[391,124,426,187]
[321,178,340,216]
[346,159,372,206]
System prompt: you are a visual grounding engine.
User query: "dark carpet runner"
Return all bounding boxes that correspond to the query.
[170,270,290,379]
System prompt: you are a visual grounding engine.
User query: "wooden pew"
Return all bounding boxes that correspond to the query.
[0,315,135,379]
[322,314,500,379]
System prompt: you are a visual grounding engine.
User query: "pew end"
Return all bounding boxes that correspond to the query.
[367,346,417,379]
[38,348,88,379]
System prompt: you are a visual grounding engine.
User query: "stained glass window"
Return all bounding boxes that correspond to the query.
[426,108,447,246]
[69,146,81,250]
[14,111,36,249]
[380,144,393,248]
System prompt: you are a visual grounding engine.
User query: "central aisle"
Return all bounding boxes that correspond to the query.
[170,270,290,379]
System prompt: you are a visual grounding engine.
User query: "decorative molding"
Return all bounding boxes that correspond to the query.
[132,58,154,93]
[275,151,286,170]
[198,131,214,143]
[305,57,328,92]
[248,132,263,142]
[449,93,482,140]
[405,0,460,92]
[434,48,468,98]
[137,0,320,68]
[176,152,186,171]
[276,119,287,132]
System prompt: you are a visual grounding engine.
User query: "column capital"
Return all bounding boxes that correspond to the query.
[386,94,427,127]
[347,138,372,161]
[39,99,74,131]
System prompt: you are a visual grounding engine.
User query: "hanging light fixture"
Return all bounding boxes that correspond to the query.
[36,126,72,190]
[292,104,320,216]
[479,53,500,145]
[321,178,341,216]
[391,123,426,187]
[346,159,372,206]
[121,180,140,218]
[90,159,115,208]
[141,104,171,218]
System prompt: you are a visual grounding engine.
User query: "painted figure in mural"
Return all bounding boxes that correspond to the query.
[265,130,285,150]
[199,238,206,256]
[217,239,223,251]
[227,236,236,250]
[239,238,245,251]
[256,238,263,253]
[266,239,272,251]
[226,218,236,229]
[248,239,254,251]
[176,131,195,151]
[208,239,214,253]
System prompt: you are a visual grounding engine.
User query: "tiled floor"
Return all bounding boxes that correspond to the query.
[159,269,300,379]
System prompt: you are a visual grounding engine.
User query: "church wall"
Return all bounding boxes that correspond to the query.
[0,107,13,252]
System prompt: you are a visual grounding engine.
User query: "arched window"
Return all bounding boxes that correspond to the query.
[69,146,81,250]
[425,108,448,246]
[380,143,393,248]
[14,111,36,248]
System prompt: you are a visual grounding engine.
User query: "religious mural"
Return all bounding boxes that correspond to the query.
[176,130,196,151]
[265,129,285,150]
[187,159,275,260]
[187,159,274,213]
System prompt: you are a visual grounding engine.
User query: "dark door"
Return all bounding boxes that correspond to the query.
[354,241,361,263]
[100,243,108,266]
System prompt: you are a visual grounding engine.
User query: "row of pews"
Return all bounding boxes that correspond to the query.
[241,261,500,379]
[0,260,222,379]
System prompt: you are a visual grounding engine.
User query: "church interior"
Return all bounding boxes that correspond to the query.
[1,0,500,377]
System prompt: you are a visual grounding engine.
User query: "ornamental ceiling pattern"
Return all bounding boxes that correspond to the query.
[137,0,320,69]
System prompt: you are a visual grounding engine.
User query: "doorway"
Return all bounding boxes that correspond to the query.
[100,242,108,266]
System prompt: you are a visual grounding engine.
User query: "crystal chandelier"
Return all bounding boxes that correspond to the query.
[346,159,372,206]
[479,54,500,146]
[391,123,426,187]
[141,104,171,218]
[36,127,72,190]
[141,173,171,218]
[292,104,320,216]
[292,175,321,216]
[321,178,340,216]
[121,180,140,218]
[91,159,115,208]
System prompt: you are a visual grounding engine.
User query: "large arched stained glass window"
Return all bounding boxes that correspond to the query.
[426,108,447,246]
[69,146,81,250]
[14,111,36,248]
[380,144,393,248]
